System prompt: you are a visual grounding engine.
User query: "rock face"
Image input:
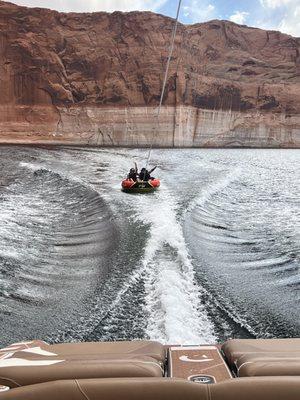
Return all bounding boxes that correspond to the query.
[0,0,299,147]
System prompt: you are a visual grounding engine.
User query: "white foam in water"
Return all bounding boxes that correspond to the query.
[133,186,216,344]
[20,161,44,172]
[20,160,86,188]
[186,167,241,214]
[85,150,216,344]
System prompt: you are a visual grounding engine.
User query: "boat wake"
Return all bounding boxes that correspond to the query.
[0,154,116,345]
[0,146,299,345]
[76,150,217,344]
[137,187,216,343]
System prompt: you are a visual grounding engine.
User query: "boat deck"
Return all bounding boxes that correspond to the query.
[168,345,232,383]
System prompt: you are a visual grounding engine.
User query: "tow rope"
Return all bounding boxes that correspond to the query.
[145,0,183,170]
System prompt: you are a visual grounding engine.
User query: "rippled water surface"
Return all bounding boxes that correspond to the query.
[0,146,299,346]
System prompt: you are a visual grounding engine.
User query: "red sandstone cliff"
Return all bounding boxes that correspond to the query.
[0,0,299,146]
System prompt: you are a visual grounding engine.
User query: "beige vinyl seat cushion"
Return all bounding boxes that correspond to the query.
[1,377,300,400]
[236,352,300,377]
[222,339,300,377]
[47,340,166,362]
[0,341,165,388]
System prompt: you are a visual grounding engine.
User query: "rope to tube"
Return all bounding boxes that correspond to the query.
[144,0,183,170]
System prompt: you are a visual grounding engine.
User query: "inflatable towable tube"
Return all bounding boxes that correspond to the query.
[121,179,160,193]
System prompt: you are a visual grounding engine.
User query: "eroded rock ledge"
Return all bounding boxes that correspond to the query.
[0,105,298,147]
[0,1,299,147]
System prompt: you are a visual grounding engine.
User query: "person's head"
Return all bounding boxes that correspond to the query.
[130,168,135,173]
[141,168,146,172]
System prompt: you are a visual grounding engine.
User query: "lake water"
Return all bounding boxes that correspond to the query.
[0,146,299,346]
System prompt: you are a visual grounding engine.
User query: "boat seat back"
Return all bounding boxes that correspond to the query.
[210,376,300,400]
[1,377,300,400]
[222,338,300,377]
[222,339,300,366]
[0,341,165,388]
[235,352,300,377]
[40,340,166,362]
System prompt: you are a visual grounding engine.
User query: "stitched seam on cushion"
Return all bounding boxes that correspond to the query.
[134,363,163,376]
[207,384,212,400]
[75,379,90,400]
[135,361,164,373]
[0,376,21,388]
[237,361,253,376]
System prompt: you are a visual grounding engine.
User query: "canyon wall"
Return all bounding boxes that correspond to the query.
[0,105,298,147]
[0,1,300,147]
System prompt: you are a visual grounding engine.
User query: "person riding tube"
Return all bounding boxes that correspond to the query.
[139,166,157,181]
[127,168,137,181]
